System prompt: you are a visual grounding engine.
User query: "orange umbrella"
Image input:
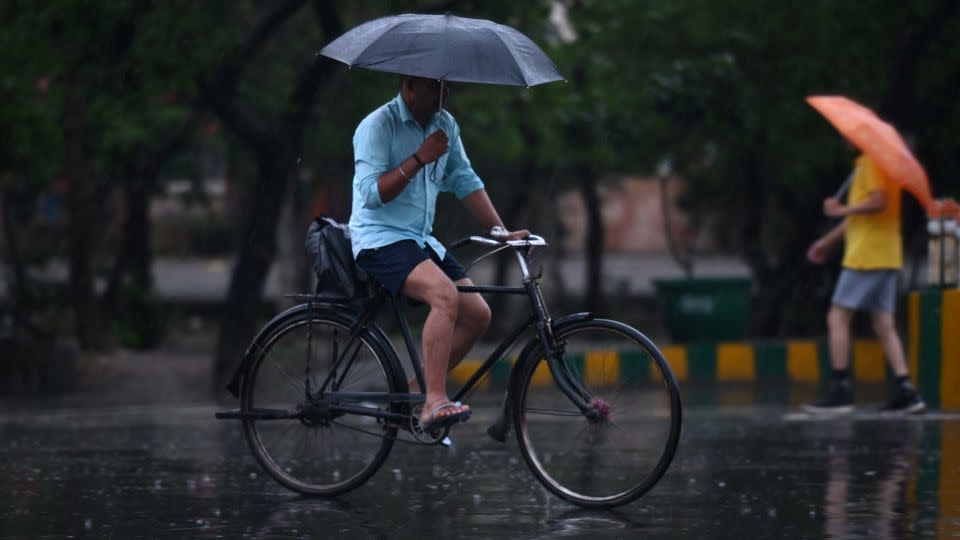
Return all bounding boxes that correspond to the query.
[940,198,960,220]
[806,95,934,212]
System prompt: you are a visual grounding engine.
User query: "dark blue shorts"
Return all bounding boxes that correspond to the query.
[355,240,467,296]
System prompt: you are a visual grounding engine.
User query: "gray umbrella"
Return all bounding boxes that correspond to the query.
[319,13,564,87]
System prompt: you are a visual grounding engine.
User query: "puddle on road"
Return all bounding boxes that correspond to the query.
[0,407,957,538]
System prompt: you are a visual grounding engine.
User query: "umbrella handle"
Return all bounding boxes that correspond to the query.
[429,79,447,184]
[833,172,854,200]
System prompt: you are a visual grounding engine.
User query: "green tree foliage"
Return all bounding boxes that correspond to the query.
[3,0,958,356]
[0,1,234,347]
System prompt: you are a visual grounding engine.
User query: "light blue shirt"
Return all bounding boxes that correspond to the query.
[348,94,485,259]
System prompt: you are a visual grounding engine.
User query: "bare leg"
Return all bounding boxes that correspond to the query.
[827,305,854,370]
[400,260,468,424]
[408,277,491,392]
[871,311,909,377]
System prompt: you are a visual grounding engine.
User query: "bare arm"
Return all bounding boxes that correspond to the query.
[460,189,529,240]
[824,190,886,217]
[819,220,847,247]
[376,130,449,204]
[807,220,847,264]
[376,155,424,204]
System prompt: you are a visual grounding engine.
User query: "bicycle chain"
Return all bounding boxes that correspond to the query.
[330,413,446,447]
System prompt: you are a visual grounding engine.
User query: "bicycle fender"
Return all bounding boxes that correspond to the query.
[225,302,399,398]
[225,304,309,398]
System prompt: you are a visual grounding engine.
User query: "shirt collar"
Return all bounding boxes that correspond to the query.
[395,93,417,126]
[394,93,444,131]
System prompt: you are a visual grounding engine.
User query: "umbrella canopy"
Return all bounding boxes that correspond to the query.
[319,13,564,87]
[806,95,934,212]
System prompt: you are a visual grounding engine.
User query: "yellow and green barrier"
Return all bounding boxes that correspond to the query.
[909,289,960,411]
[450,309,960,410]
[452,339,887,386]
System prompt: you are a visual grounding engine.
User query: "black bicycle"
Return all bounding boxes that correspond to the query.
[216,233,682,508]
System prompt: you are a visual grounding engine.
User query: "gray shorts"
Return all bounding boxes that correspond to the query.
[831,269,899,312]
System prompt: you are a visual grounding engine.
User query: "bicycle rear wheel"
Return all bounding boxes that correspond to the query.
[514,319,682,508]
[241,310,403,496]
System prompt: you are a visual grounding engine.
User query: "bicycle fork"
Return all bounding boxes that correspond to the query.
[527,280,597,414]
[490,284,597,436]
[535,323,600,420]
[486,315,600,443]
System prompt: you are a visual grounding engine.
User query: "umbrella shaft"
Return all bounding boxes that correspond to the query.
[439,79,445,113]
[834,173,853,199]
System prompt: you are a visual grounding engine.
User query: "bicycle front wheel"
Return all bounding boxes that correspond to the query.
[241,310,403,496]
[514,319,682,508]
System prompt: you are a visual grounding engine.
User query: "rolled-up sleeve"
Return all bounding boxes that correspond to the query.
[353,118,391,209]
[443,130,484,199]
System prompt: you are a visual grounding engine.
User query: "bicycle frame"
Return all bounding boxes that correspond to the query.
[309,236,598,423]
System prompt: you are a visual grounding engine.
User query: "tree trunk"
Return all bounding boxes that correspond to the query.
[490,187,529,334]
[741,149,834,337]
[879,0,958,128]
[578,166,605,315]
[1,188,31,310]
[206,0,347,387]
[102,171,153,320]
[213,152,293,384]
[101,109,198,327]
[62,72,102,349]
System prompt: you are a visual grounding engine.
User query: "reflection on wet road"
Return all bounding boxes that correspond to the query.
[0,400,958,539]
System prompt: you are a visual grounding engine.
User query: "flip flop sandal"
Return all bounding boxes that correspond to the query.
[421,401,472,434]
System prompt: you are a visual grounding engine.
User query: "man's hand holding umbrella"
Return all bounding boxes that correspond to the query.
[418,130,449,163]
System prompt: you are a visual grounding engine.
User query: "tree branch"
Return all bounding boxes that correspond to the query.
[287,1,345,118]
[880,0,959,127]
[198,78,274,151]
[218,0,307,89]
[140,106,203,178]
[199,0,307,149]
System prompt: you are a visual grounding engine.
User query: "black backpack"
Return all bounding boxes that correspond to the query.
[304,217,370,301]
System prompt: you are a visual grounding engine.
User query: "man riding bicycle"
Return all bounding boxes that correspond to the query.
[349,76,529,433]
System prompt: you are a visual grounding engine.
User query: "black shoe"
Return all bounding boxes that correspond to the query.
[881,388,927,415]
[803,381,854,415]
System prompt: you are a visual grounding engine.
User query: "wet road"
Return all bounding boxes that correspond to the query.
[1,397,958,539]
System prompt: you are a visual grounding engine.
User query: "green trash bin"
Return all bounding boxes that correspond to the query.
[652,277,753,342]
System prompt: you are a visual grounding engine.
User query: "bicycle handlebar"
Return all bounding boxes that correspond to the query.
[449,234,547,251]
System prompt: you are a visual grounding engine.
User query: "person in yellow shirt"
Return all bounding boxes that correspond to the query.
[804,153,925,414]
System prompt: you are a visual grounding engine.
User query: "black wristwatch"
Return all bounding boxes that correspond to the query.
[412,153,426,168]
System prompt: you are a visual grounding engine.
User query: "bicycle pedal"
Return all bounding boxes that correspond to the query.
[440,436,452,447]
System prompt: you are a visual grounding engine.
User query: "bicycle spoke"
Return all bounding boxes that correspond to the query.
[607,436,629,469]
[334,340,365,390]
[608,387,625,409]
[525,407,583,417]
[263,348,307,397]
[331,419,394,441]
[571,421,590,443]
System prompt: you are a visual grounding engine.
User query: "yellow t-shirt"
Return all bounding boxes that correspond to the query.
[842,154,902,270]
